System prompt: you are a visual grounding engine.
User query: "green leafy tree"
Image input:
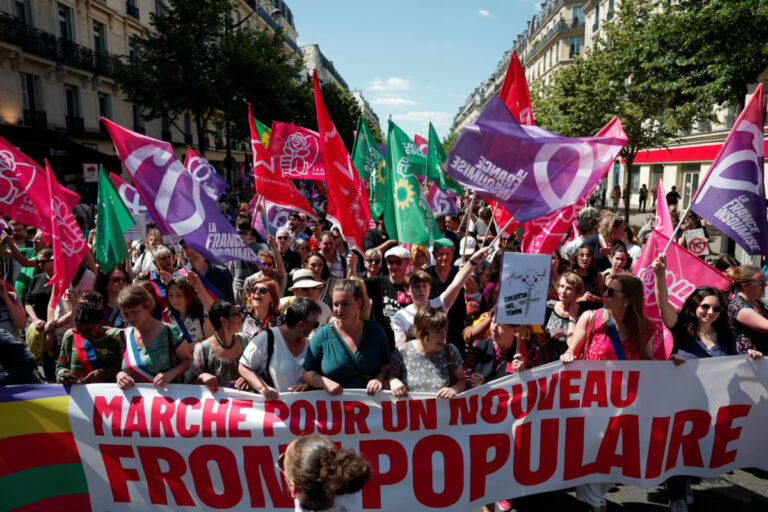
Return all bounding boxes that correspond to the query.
[441,130,459,155]
[532,0,715,221]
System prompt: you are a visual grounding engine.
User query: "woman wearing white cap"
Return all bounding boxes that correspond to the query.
[391,246,490,345]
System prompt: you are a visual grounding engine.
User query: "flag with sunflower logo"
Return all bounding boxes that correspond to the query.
[427,122,464,196]
[384,120,440,245]
[351,116,388,218]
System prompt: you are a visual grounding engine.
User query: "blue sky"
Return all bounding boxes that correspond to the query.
[288,0,539,141]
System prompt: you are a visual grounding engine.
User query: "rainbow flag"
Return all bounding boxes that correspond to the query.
[0,386,91,512]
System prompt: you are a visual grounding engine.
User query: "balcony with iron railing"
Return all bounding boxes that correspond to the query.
[23,108,47,128]
[0,13,114,76]
[521,19,585,65]
[65,115,85,134]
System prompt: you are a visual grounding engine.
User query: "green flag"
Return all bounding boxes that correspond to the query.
[351,116,387,217]
[389,121,427,176]
[384,120,440,245]
[253,116,271,147]
[427,122,464,196]
[95,165,136,273]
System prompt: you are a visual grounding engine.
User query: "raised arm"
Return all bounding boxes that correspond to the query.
[441,246,490,310]
[652,254,678,329]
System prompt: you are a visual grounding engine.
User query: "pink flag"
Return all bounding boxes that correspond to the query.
[312,70,371,251]
[523,117,625,254]
[43,160,89,309]
[267,121,326,180]
[414,134,429,155]
[0,136,79,232]
[654,177,674,237]
[634,230,731,360]
[249,105,315,220]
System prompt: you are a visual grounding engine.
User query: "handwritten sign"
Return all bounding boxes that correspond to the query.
[496,252,551,324]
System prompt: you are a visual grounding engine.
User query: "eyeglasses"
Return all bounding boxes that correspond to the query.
[110,277,126,284]
[605,287,625,298]
[699,304,722,313]
[276,236,289,241]
[251,286,270,295]
[37,259,52,265]
[366,259,381,264]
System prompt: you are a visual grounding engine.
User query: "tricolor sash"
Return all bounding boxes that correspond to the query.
[162,310,194,345]
[122,327,154,383]
[72,331,102,380]
[149,270,168,308]
[178,268,223,301]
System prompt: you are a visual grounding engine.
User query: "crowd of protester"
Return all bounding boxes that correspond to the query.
[0,184,766,512]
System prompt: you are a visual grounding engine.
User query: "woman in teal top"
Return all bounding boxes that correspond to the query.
[303,278,389,395]
[116,284,192,389]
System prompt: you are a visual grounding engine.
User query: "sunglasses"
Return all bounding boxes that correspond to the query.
[276,236,289,241]
[305,320,320,329]
[110,277,126,284]
[37,259,51,264]
[366,259,381,264]
[605,287,625,298]
[251,286,270,295]
[699,304,722,313]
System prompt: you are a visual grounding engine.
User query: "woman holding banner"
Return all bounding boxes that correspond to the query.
[388,306,466,398]
[56,292,123,384]
[96,266,128,328]
[653,255,762,512]
[115,285,192,389]
[726,265,768,354]
[560,273,656,511]
[303,278,389,396]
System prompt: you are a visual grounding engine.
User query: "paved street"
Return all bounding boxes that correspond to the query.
[474,469,768,511]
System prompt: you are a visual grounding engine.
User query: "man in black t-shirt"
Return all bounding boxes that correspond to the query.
[666,186,680,208]
[360,245,412,351]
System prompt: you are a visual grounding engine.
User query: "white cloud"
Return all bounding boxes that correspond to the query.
[478,9,491,17]
[372,96,418,106]
[368,77,411,92]
[392,111,452,128]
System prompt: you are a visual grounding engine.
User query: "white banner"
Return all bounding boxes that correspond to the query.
[59,357,768,511]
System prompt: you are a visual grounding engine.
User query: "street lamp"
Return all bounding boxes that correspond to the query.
[224,2,283,187]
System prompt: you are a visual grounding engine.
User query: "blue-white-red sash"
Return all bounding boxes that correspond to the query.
[162,310,194,344]
[149,270,168,308]
[72,331,102,379]
[123,327,154,383]
[178,268,223,302]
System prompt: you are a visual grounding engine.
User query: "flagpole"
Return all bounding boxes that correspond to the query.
[479,202,499,250]
[486,216,518,251]
[459,191,476,236]
[661,185,701,255]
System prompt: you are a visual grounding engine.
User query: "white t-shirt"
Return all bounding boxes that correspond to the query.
[240,327,307,392]
[391,296,445,343]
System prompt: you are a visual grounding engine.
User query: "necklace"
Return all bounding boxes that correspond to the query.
[214,332,236,350]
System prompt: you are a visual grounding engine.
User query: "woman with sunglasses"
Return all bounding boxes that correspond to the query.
[726,264,768,354]
[276,434,370,512]
[653,256,762,512]
[363,249,383,278]
[187,300,249,393]
[560,272,658,512]
[241,277,282,338]
[96,266,129,328]
[239,297,321,399]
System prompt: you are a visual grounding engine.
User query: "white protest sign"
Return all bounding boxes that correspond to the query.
[685,228,709,256]
[496,252,551,324]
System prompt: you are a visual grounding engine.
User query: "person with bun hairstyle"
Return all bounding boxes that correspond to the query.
[727,264,768,354]
[303,278,389,396]
[115,284,192,389]
[277,434,370,512]
[56,292,124,383]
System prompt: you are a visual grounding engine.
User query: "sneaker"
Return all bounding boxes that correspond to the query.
[669,499,688,512]
[497,499,513,511]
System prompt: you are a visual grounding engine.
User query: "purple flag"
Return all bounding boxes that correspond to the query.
[426,182,459,214]
[102,118,261,266]
[691,83,768,255]
[445,96,627,224]
[184,147,230,201]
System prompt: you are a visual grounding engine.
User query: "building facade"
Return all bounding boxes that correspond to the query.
[300,43,348,90]
[350,89,379,128]
[0,0,300,201]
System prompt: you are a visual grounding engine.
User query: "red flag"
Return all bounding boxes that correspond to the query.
[43,160,89,309]
[248,105,315,220]
[498,50,534,126]
[312,70,371,251]
[267,121,326,180]
[490,200,520,236]
[0,136,79,232]
[654,177,674,237]
[634,230,732,360]
[523,117,625,254]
